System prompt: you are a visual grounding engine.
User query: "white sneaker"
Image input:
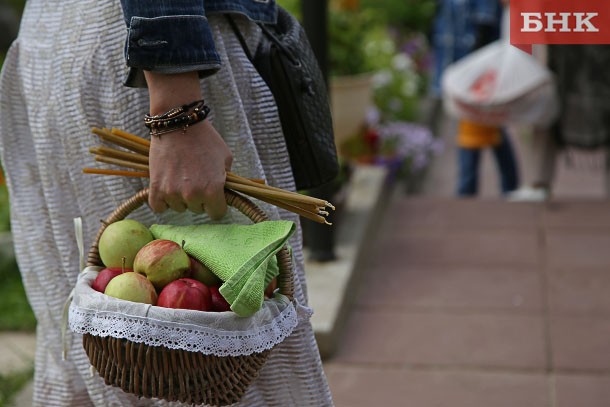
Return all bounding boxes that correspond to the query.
[506,187,550,202]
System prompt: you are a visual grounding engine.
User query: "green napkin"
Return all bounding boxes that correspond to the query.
[150,221,295,317]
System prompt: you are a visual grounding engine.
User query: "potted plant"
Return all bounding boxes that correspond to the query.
[327,0,377,146]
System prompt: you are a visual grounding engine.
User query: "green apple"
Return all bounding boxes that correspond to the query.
[104,272,157,304]
[98,219,153,268]
[133,239,190,290]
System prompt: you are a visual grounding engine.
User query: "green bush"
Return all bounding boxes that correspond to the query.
[0,164,34,332]
[0,365,34,407]
[0,250,35,331]
[328,7,379,76]
[0,185,9,232]
[360,0,436,34]
[276,0,301,19]
[4,0,26,13]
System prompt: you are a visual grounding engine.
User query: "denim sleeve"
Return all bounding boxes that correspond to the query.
[119,0,221,87]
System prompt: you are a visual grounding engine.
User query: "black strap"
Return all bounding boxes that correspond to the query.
[225,15,254,61]
[225,12,299,66]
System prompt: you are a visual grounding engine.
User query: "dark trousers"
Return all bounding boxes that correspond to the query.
[457,131,519,196]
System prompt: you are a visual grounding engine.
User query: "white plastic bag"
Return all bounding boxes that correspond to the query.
[441,41,559,127]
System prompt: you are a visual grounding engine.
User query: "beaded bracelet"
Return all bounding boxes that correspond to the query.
[144,99,211,137]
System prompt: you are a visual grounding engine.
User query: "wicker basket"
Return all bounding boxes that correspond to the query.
[81,188,294,406]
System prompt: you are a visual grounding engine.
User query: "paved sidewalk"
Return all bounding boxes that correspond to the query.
[322,121,610,406]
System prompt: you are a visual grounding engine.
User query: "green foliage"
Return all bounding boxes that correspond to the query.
[276,0,301,19]
[360,0,436,34]
[0,185,10,232]
[328,7,378,76]
[4,0,26,14]
[370,54,421,122]
[362,28,425,122]
[0,254,36,331]
[0,189,35,331]
[0,365,34,407]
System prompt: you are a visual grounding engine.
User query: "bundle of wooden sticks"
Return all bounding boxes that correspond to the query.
[83,127,334,224]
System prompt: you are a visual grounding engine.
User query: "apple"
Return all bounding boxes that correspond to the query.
[187,256,222,287]
[209,286,231,312]
[133,239,190,290]
[157,278,212,311]
[98,219,153,268]
[91,267,131,293]
[104,272,157,304]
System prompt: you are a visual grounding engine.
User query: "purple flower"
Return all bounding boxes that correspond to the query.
[372,121,442,170]
[365,106,381,127]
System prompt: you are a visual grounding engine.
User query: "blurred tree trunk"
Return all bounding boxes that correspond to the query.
[0,1,20,51]
[300,1,338,262]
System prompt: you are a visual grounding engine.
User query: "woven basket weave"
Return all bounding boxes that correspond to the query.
[82,188,294,406]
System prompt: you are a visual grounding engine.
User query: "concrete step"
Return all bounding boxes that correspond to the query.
[305,164,391,359]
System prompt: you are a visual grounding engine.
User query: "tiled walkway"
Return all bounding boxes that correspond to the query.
[323,124,610,406]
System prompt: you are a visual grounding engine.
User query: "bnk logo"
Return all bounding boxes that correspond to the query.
[521,12,599,33]
[510,0,610,50]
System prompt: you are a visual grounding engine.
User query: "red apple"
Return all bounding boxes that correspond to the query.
[133,239,190,290]
[187,255,222,287]
[91,267,131,293]
[209,286,231,312]
[104,272,158,305]
[157,278,212,311]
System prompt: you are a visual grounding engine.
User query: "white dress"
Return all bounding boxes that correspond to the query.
[0,0,333,405]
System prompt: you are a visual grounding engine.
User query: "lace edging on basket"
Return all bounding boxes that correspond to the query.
[68,299,303,356]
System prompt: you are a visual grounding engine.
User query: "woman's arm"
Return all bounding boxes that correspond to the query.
[118,1,232,219]
[143,71,233,220]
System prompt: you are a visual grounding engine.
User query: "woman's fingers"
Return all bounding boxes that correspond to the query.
[185,190,207,214]
[202,183,228,220]
[165,197,187,213]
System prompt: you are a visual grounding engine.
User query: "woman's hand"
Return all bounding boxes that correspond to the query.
[144,71,233,220]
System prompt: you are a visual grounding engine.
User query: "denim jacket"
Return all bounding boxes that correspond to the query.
[120,0,277,87]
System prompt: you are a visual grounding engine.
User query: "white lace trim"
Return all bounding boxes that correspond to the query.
[68,268,312,357]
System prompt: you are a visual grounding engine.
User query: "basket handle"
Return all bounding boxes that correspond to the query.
[86,188,294,299]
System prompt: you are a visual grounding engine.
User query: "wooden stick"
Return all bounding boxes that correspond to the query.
[92,129,315,197]
[94,155,150,172]
[225,180,331,208]
[83,168,149,178]
[92,128,149,155]
[111,128,151,148]
[244,192,330,224]
[225,186,331,224]
[89,146,149,165]
[240,187,322,214]
[254,195,330,225]
[87,147,270,189]
[224,181,326,207]
[88,126,334,214]
[227,172,334,209]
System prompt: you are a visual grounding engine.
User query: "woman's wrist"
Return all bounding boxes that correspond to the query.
[144,100,211,137]
[143,71,203,116]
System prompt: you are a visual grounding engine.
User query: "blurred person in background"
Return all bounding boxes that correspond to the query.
[430,0,519,197]
[508,44,610,202]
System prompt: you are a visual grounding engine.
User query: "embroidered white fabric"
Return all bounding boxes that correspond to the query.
[69,267,312,357]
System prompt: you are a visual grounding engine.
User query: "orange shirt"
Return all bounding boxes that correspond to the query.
[457,120,501,149]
